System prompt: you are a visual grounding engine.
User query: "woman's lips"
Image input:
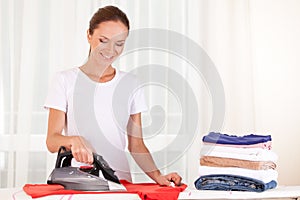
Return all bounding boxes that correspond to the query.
[100,53,114,61]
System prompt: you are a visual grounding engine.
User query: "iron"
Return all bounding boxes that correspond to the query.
[47,146,121,191]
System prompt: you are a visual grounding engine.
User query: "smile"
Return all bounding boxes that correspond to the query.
[100,53,114,61]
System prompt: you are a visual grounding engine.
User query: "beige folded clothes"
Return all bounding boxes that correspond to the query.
[200,156,276,170]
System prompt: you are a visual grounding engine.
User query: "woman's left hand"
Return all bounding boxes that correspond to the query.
[155,172,182,186]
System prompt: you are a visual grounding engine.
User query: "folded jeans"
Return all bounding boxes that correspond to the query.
[194,174,277,192]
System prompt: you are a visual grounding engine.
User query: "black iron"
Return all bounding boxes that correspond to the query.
[47,146,120,191]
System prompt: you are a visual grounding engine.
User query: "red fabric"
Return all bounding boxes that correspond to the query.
[22,184,131,198]
[23,180,187,200]
[120,180,187,200]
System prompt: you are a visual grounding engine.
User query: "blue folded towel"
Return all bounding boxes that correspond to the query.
[202,132,272,145]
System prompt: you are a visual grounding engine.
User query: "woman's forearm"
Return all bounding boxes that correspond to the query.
[46,133,74,153]
[129,142,162,181]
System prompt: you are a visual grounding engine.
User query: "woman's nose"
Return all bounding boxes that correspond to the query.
[104,41,116,54]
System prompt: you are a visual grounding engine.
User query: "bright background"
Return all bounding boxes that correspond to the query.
[0,0,300,188]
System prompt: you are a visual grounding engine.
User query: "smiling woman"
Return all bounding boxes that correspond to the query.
[44,5,182,186]
[85,6,129,79]
[80,20,126,82]
[81,20,128,82]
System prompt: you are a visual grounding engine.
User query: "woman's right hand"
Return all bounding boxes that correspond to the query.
[69,136,94,165]
[46,108,94,165]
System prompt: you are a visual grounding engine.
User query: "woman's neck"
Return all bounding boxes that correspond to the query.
[80,61,116,83]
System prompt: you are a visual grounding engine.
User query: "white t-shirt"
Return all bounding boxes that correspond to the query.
[44,67,148,181]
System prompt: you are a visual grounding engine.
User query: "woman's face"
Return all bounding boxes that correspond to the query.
[87,20,128,66]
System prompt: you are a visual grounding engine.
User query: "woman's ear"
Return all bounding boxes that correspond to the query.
[87,29,92,42]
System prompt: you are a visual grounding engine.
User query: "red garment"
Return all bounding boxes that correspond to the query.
[23,180,187,200]
[120,180,187,200]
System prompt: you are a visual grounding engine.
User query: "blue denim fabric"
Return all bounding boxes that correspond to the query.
[202,132,272,145]
[194,174,277,192]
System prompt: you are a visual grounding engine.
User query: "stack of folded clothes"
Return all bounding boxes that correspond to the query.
[194,132,278,192]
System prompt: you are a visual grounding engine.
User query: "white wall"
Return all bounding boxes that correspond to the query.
[198,0,300,185]
[250,0,300,185]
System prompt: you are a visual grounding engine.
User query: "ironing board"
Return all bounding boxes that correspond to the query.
[179,186,300,199]
[2,186,300,200]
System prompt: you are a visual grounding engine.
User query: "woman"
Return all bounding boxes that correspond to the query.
[44,5,182,186]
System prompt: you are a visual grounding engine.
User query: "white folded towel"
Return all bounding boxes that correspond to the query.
[200,144,278,163]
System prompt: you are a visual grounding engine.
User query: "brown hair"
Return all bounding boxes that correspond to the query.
[89,5,130,35]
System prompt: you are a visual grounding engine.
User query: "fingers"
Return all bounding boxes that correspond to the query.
[70,136,94,165]
[162,178,172,186]
[156,173,182,186]
[166,172,182,186]
[156,176,171,186]
[72,148,93,164]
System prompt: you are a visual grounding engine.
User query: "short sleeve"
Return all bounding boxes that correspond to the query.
[130,86,148,114]
[44,72,67,113]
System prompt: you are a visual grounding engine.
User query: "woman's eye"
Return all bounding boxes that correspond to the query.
[116,43,124,47]
[99,39,108,43]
